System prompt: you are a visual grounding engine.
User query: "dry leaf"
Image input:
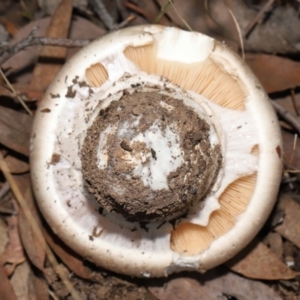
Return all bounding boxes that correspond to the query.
[2,18,51,72]
[149,267,282,300]
[0,106,32,156]
[233,1,300,55]
[0,264,17,300]
[38,0,88,15]
[13,174,46,272]
[38,0,73,58]
[0,215,26,276]
[0,17,18,36]
[30,0,73,92]
[149,277,214,300]
[276,93,300,117]
[43,225,103,282]
[246,54,300,93]
[226,240,299,280]
[201,269,283,300]
[263,232,283,259]
[275,196,300,249]
[282,130,300,170]
[10,261,36,300]
[0,185,15,215]
[274,93,300,170]
[18,194,46,271]
[157,0,239,50]
[126,0,171,24]
[0,85,44,102]
[0,217,9,255]
[157,0,204,29]
[2,16,106,76]
[33,274,49,300]
[4,154,29,174]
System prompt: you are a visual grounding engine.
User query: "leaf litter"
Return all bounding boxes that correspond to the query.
[1,0,300,299]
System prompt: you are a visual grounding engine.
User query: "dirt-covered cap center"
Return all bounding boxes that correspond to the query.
[81,91,222,223]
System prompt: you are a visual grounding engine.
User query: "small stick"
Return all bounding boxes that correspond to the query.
[244,0,275,37]
[291,89,300,116]
[287,133,298,170]
[154,0,174,24]
[113,15,136,30]
[227,6,244,60]
[88,0,116,30]
[125,1,152,20]
[272,100,300,136]
[0,68,32,115]
[0,181,10,200]
[48,289,59,300]
[116,0,129,19]
[0,33,90,66]
[169,0,193,31]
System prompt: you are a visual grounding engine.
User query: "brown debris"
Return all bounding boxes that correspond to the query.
[0,107,32,156]
[43,224,104,283]
[149,267,282,300]
[0,264,17,300]
[29,0,73,93]
[4,154,29,174]
[246,54,300,94]
[18,190,46,272]
[0,85,44,102]
[81,91,221,222]
[149,277,214,300]
[226,240,299,280]
[275,196,300,250]
[0,214,26,276]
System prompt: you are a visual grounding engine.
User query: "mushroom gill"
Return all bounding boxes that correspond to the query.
[124,45,246,110]
[170,173,257,255]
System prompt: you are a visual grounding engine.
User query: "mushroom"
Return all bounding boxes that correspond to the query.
[30,25,282,277]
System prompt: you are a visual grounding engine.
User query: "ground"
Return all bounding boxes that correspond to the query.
[0,0,300,299]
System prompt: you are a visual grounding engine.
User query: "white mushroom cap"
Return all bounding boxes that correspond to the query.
[30,25,282,277]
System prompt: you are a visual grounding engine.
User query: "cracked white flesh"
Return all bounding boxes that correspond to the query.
[97,119,185,191]
[97,117,185,191]
[128,121,184,190]
[30,25,282,277]
[131,122,182,190]
[97,124,117,169]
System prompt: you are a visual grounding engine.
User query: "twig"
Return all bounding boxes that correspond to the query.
[0,152,82,300]
[272,100,300,136]
[169,0,193,31]
[0,68,33,115]
[116,0,129,19]
[0,33,90,66]
[0,85,44,102]
[291,89,300,116]
[48,289,60,300]
[113,15,136,30]
[244,0,275,38]
[125,2,152,21]
[285,170,300,173]
[0,181,10,200]
[226,6,244,60]
[88,0,116,30]
[287,134,298,170]
[154,0,174,24]
[204,0,242,45]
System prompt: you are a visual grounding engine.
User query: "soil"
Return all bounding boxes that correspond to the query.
[81,91,222,222]
[1,1,300,299]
